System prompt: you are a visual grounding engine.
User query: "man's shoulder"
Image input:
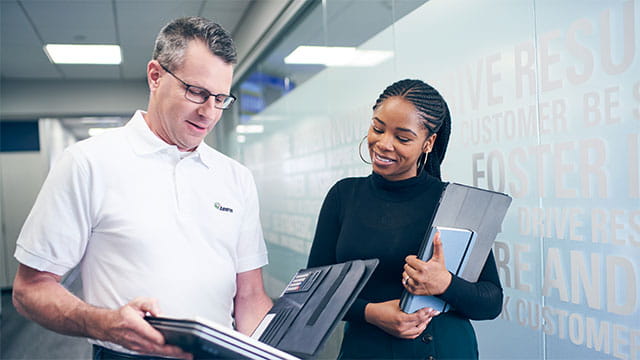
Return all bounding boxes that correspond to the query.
[72,126,129,153]
[60,127,129,165]
[198,143,253,178]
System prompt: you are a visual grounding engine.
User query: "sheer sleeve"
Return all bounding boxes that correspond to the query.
[438,250,503,320]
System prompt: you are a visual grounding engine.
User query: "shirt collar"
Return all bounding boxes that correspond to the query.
[126,110,214,169]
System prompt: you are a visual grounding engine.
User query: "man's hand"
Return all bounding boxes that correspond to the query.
[13,265,190,359]
[364,300,439,339]
[95,297,191,359]
[402,231,452,296]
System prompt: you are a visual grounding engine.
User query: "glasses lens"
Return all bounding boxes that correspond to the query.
[216,95,235,109]
[185,87,208,104]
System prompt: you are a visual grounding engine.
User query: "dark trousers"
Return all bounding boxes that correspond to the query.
[92,345,180,360]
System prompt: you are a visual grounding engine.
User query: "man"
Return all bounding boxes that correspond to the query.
[12,17,272,359]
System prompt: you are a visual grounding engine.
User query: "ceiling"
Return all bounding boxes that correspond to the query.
[0,0,254,81]
[0,0,427,140]
[0,0,289,139]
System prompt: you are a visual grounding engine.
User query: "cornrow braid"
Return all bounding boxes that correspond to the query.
[373,79,451,180]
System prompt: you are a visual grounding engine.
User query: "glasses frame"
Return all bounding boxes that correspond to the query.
[160,64,236,110]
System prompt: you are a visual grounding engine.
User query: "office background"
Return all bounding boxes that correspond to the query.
[1,0,638,359]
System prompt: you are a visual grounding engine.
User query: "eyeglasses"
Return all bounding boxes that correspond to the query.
[160,64,236,110]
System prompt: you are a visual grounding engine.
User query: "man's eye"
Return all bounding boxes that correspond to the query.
[188,87,208,97]
[214,94,227,103]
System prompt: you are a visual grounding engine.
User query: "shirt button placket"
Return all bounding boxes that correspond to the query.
[422,333,435,360]
[174,154,185,213]
[421,334,433,344]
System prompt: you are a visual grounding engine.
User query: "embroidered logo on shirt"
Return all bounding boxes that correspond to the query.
[214,202,234,213]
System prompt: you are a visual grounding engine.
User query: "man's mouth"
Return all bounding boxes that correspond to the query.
[187,120,206,130]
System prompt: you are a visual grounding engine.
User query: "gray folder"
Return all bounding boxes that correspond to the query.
[400,182,511,313]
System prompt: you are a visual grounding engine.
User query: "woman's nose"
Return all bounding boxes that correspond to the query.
[376,134,394,151]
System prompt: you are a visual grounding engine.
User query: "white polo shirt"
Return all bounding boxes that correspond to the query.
[15,110,268,334]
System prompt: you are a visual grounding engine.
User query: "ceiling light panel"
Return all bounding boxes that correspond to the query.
[44,44,122,65]
[284,45,393,67]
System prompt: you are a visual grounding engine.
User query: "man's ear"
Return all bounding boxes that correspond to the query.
[147,60,163,91]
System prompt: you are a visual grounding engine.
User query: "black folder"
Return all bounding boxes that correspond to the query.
[400,183,511,313]
[144,316,298,360]
[147,258,378,359]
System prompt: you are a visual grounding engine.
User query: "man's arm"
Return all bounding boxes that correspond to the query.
[233,268,273,335]
[12,264,190,358]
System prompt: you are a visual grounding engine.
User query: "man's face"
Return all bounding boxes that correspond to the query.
[146,40,234,151]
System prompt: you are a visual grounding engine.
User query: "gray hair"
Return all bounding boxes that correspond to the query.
[152,16,237,70]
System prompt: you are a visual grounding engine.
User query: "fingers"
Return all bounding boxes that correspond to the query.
[404,254,420,268]
[397,309,439,339]
[153,345,193,359]
[121,298,166,346]
[131,297,161,317]
[402,272,417,293]
[431,231,445,264]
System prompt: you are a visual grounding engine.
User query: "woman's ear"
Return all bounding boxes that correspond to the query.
[423,133,437,153]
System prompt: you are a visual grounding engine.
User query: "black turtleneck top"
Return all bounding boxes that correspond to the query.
[307,171,503,323]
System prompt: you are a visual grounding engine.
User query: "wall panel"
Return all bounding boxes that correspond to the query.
[228,0,639,358]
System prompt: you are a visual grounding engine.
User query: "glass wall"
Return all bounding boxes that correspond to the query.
[222,0,639,358]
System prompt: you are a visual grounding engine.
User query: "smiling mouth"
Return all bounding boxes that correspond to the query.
[373,152,395,164]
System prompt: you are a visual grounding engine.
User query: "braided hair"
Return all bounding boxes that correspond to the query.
[372,79,451,180]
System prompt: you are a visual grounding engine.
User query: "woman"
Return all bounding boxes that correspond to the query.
[307,79,503,359]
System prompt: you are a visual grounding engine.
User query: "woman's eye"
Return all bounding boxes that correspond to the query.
[397,137,410,143]
[372,127,383,134]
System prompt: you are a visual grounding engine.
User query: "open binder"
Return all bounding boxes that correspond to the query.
[147,258,378,359]
[400,183,511,314]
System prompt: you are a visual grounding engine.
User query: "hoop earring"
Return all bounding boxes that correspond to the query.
[358,135,371,164]
[417,152,429,175]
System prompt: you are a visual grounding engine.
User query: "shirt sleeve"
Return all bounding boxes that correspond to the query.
[438,249,504,320]
[14,147,93,276]
[235,168,268,273]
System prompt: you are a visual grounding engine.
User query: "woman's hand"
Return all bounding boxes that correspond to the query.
[402,231,452,296]
[364,299,439,339]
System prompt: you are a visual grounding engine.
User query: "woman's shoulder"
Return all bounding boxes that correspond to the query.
[323,175,370,200]
[332,175,369,189]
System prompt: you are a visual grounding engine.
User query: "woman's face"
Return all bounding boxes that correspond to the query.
[368,96,436,181]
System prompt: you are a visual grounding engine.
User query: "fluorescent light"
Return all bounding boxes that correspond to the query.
[236,124,264,134]
[347,50,394,66]
[80,117,126,125]
[285,46,356,66]
[44,44,122,65]
[284,46,393,67]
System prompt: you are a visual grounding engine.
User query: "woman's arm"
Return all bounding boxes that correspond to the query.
[307,184,342,268]
[438,251,503,320]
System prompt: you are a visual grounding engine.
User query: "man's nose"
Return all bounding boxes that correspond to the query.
[197,97,222,120]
